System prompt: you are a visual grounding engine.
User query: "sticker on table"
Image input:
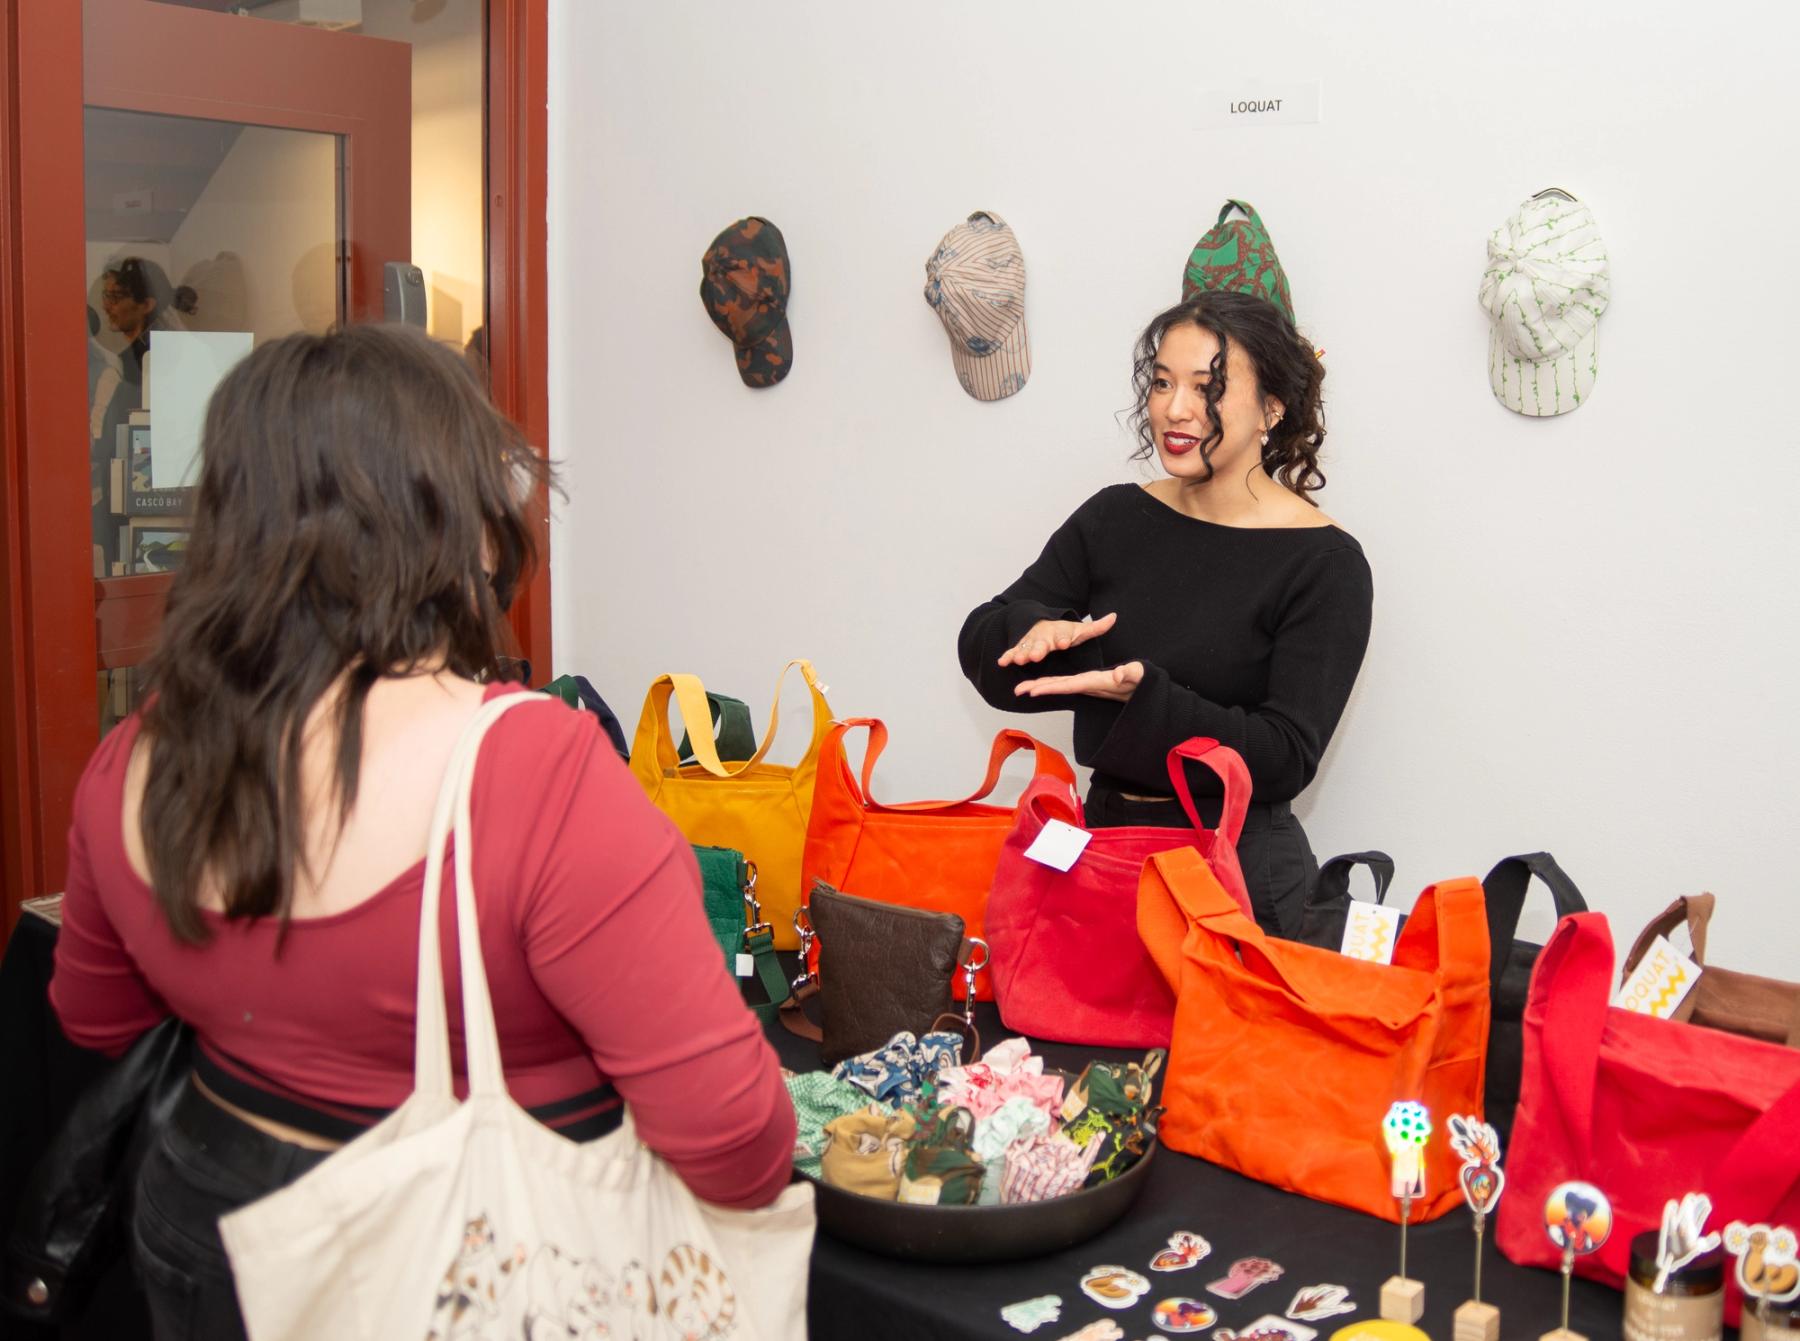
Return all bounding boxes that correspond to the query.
[1286,1283,1356,1321]
[1152,1296,1218,1332]
[1723,1222,1800,1304]
[1054,1322,1124,1341]
[1151,1231,1214,1272]
[1544,1180,1612,1256]
[1002,1294,1064,1333]
[1213,1318,1316,1341]
[1205,1256,1284,1299]
[1081,1265,1151,1309]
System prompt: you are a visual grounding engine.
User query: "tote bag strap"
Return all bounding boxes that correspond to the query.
[1308,851,1396,910]
[833,719,1076,812]
[676,692,757,766]
[1164,737,1250,846]
[1480,852,1587,998]
[1391,878,1490,988]
[1621,893,1716,974]
[633,660,830,780]
[1019,774,1084,828]
[1141,847,1313,1000]
[414,693,552,1099]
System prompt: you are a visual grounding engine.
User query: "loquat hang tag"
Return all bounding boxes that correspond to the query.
[1340,902,1401,964]
[1614,935,1702,1019]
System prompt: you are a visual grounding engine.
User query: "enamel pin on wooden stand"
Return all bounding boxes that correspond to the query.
[1379,1102,1431,1324]
[1446,1115,1505,1341]
[1542,1180,1612,1341]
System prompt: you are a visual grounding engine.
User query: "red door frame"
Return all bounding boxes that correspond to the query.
[0,0,553,944]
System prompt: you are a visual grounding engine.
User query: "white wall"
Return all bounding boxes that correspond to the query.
[549,0,1800,973]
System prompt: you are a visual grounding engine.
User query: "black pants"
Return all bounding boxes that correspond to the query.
[1085,784,1318,937]
[131,1081,329,1340]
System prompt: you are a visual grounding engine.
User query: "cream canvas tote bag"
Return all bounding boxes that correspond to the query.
[218,694,815,1340]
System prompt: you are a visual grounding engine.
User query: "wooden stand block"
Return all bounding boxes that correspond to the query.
[1454,1300,1500,1341]
[1380,1277,1425,1324]
[1539,1329,1586,1341]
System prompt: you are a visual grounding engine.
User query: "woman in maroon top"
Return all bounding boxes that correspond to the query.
[51,324,795,1341]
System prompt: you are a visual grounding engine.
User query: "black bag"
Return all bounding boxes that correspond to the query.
[1291,850,1396,949]
[3,1016,192,1323]
[1480,851,1586,1144]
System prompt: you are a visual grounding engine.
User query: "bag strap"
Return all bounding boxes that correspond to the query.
[1164,737,1250,846]
[830,718,1076,813]
[1308,851,1396,910]
[677,692,756,766]
[1622,894,1716,975]
[415,693,554,1100]
[633,660,830,780]
[1480,852,1587,998]
[1020,773,1084,827]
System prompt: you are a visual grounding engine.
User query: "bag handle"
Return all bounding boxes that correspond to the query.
[1528,912,1800,1217]
[677,692,757,766]
[1308,851,1396,910]
[830,718,1076,813]
[634,660,830,779]
[1621,894,1716,975]
[1164,737,1250,846]
[1020,774,1084,827]
[414,693,552,1100]
[1480,852,1587,998]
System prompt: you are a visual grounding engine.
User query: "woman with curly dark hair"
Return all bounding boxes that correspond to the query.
[958,288,1372,934]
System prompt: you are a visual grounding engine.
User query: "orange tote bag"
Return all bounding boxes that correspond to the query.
[1138,847,1491,1223]
[799,718,1075,999]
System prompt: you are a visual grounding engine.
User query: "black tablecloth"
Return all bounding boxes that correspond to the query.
[770,987,1630,1341]
[3,917,1634,1341]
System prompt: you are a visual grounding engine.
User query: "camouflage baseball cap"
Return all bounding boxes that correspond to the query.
[923,211,1030,402]
[700,216,792,388]
[1182,199,1295,323]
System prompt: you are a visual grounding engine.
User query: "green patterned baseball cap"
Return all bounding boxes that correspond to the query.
[1182,200,1294,323]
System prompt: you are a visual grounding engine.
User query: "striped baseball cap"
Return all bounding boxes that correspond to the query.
[923,211,1030,402]
[1183,199,1294,323]
[1479,192,1611,417]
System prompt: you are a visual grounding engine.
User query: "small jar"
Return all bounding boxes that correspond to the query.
[1624,1229,1724,1341]
[1741,1300,1800,1341]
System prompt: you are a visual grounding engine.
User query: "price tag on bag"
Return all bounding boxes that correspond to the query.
[1615,934,1702,1018]
[1340,901,1402,964]
[1023,819,1092,872]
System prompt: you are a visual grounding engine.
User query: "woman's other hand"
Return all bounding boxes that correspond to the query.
[997,611,1117,667]
[1014,659,1144,702]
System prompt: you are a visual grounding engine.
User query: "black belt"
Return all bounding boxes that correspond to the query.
[193,1044,623,1145]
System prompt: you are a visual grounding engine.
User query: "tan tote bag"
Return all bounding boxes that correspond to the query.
[218,694,815,1341]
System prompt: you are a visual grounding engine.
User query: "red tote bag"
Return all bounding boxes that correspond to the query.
[799,717,1074,999]
[984,737,1253,1047]
[1497,913,1800,1325]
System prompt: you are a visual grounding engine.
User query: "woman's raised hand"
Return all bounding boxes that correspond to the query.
[1013,660,1144,703]
[997,611,1118,667]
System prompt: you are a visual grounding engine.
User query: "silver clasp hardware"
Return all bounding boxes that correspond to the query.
[792,908,816,993]
[959,937,989,1024]
[739,860,769,938]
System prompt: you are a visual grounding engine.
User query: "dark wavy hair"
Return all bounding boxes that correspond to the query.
[1126,289,1327,500]
[138,323,551,942]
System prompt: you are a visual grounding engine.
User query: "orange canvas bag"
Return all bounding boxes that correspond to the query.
[799,718,1074,999]
[628,660,832,949]
[1138,846,1490,1223]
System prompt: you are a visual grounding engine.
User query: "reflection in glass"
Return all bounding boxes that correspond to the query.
[85,107,343,732]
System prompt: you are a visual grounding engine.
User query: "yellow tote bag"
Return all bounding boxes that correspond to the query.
[629,660,832,949]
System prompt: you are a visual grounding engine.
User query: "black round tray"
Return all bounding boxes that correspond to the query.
[801,1138,1159,1263]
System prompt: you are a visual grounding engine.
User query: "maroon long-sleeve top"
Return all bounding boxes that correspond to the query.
[50,683,795,1209]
